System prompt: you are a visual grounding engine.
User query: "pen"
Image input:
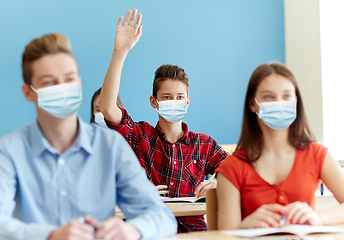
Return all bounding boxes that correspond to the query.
[78,217,98,231]
[195,173,216,198]
[279,214,287,226]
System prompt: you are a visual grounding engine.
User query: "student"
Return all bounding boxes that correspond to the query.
[90,87,123,127]
[0,32,177,240]
[99,9,229,232]
[216,63,344,229]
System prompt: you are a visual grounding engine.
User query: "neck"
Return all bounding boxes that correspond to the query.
[259,121,293,154]
[37,109,79,154]
[158,115,184,144]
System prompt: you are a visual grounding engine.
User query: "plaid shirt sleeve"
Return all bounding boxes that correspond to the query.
[204,136,229,175]
[105,108,148,149]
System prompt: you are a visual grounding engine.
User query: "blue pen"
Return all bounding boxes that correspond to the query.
[78,217,98,231]
[279,214,287,226]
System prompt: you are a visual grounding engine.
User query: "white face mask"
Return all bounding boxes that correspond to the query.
[31,82,82,118]
[94,112,107,128]
[156,100,187,123]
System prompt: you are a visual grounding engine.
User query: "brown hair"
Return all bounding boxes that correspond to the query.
[90,87,124,123]
[152,64,189,98]
[234,63,315,162]
[22,33,74,85]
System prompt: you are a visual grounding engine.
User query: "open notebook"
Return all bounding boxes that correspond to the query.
[223,225,344,238]
[160,196,206,203]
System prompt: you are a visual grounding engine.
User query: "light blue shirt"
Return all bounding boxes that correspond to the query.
[0,118,177,240]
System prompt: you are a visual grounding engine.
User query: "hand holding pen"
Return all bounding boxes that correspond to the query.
[194,173,217,198]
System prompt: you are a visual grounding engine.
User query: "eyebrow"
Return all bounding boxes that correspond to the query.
[37,71,77,81]
[260,90,294,93]
[161,93,186,95]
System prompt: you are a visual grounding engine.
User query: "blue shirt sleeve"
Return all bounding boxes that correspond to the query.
[113,134,177,239]
[0,150,56,240]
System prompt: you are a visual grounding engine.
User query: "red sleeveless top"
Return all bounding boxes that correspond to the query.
[216,142,327,219]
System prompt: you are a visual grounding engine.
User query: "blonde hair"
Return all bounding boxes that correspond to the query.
[22,33,74,85]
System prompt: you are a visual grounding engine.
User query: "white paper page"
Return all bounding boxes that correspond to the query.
[223,225,344,238]
[161,197,195,203]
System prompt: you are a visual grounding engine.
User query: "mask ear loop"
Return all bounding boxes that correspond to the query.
[254,98,260,117]
[30,85,38,93]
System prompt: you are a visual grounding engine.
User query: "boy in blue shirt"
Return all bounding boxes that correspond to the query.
[0,29,176,240]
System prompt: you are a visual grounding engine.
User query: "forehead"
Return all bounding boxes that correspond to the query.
[93,95,100,106]
[31,53,78,79]
[157,79,188,94]
[256,73,295,93]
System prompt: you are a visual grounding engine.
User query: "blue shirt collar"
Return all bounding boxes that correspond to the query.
[30,117,94,158]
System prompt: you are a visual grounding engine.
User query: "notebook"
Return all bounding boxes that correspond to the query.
[223,224,344,238]
[160,196,206,203]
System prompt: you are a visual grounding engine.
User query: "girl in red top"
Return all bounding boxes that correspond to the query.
[216,63,344,229]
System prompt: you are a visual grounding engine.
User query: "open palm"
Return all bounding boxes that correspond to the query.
[114,9,142,52]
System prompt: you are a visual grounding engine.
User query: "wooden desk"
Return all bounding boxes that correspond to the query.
[115,202,206,219]
[165,202,206,217]
[164,225,344,240]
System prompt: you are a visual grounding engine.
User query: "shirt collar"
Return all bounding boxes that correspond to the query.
[155,122,191,145]
[30,117,93,158]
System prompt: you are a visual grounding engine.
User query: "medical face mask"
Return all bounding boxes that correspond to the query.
[31,82,82,118]
[255,99,297,130]
[94,112,108,128]
[156,100,187,123]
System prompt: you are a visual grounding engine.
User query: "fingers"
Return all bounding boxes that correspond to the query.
[264,203,289,215]
[242,204,285,228]
[286,202,319,225]
[68,219,94,239]
[197,180,216,198]
[117,16,123,28]
[133,13,142,31]
[95,217,123,239]
[123,10,132,26]
[128,9,138,27]
[83,214,98,226]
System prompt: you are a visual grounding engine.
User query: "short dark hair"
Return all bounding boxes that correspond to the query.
[152,64,189,98]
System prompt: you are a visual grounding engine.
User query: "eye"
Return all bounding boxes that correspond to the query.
[43,80,54,86]
[284,94,291,99]
[66,77,75,82]
[163,96,170,100]
[264,95,273,99]
[177,96,184,100]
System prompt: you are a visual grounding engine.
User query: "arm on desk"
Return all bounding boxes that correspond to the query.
[318,152,344,225]
[114,135,177,239]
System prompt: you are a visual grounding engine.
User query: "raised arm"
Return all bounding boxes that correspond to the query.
[99,9,142,124]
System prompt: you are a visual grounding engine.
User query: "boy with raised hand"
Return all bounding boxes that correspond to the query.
[0,31,177,240]
[99,9,229,232]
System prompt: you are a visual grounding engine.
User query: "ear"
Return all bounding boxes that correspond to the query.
[186,95,191,108]
[249,98,259,113]
[22,83,37,102]
[150,95,158,109]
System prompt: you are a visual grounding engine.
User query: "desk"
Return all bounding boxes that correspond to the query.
[164,225,344,240]
[115,202,206,219]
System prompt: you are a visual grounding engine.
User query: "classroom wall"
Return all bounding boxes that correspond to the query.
[0,0,285,145]
[284,0,324,143]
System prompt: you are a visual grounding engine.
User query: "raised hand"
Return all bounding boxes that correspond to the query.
[114,9,142,53]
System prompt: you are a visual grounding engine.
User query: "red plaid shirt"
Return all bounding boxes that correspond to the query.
[106,108,228,232]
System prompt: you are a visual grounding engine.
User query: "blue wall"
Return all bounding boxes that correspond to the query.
[0,0,285,144]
